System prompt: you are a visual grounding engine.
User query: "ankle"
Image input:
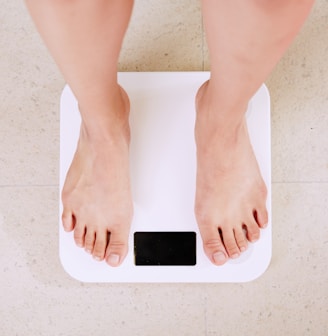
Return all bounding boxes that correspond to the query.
[80,120,129,145]
[196,83,247,139]
[78,85,130,142]
[196,80,249,120]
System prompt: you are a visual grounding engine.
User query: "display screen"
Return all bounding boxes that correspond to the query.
[134,232,196,266]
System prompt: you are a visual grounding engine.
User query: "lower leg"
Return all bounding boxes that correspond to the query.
[25,0,134,266]
[25,0,134,129]
[196,0,314,265]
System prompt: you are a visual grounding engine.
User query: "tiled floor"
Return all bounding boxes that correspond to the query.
[1,1,327,335]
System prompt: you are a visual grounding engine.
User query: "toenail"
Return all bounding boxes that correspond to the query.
[85,249,92,254]
[213,252,226,263]
[231,253,239,259]
[76,243,83,248]
[93,256,102,261]
[107,254,120,266]
[240,246,247,252]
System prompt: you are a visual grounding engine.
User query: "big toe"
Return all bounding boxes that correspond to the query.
[199,225,229,266]
[105,229,129,267]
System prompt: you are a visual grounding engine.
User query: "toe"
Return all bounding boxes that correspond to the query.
[245,218,261,242]
[254,207,268,228]
[92,230,108,261]
[84,228,96,254]
[199,224,229,266]
[221,228,240,259]
[234,227,248,252]
[73,222,86,248]
[62,209,74,232]
[105,228,129,267]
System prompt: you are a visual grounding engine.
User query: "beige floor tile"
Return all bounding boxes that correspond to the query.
[201,25,210,71]
[204,183,328,336]
[201,1,328,183]
[0,0,204,186]
[119,0,203,71]
[268,2,328,183]
[1,186,327,335]
[1,0,328,335]
[0,1,63,186]
[0,186,206,335]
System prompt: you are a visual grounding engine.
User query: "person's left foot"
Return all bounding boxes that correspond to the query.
[195,81,268,266]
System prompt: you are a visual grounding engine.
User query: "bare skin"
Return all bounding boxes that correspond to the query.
[25,0,134,266]
[195,81,268,265]
[61,86,133,266]
[26,0,314,267]
[195,0,315,265]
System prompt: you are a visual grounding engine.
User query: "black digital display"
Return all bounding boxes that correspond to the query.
[134,232,196,266]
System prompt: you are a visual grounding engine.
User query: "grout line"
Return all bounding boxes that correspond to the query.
[272,181,328,184]
[0,182,328,189]
[0,185,58,188]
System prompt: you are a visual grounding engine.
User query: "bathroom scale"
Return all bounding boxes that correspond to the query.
[59,72,272,283]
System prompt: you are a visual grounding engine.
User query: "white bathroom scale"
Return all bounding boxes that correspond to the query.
[59,72,272,283]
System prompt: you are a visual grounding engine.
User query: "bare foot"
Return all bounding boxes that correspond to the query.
[195,81,268,266]
[61,86,133,267]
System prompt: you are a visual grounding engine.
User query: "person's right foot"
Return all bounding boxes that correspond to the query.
[61,86,133,267]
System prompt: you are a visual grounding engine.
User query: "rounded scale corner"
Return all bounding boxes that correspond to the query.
[261,82,270,95]
[260,83,271,104]
[58,233,94,283]
[60,85,78,111]
[239,250,272,283]
[58,249,84,283]
[60,84,70,101]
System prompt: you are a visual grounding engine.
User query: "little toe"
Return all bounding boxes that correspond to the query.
[62,209,74,232]
[84,228,96,254]
[73,222,86,248]
[234,227,248,252]
[105,229,129,267]
[221,228,240,259]
[92,230,108,261]
[199,225,229,266]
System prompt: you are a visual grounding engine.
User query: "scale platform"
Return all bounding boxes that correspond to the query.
[59,72,271,283]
